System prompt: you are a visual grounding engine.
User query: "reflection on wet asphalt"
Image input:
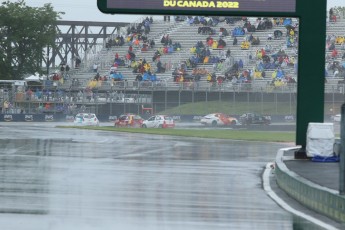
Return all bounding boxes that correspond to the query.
[0,123,324,230]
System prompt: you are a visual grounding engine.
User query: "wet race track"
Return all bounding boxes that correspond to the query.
[0,122,328,230]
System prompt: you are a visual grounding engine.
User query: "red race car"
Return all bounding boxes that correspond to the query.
[114,114,144,128]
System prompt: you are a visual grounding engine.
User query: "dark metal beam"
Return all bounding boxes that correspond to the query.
[44,20,130,70]
[56,20,129,27]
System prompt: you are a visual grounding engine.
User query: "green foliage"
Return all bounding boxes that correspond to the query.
[60,126,296,143]
[333,6,345,18]
[0,0,61,80]
[159,101,297,115]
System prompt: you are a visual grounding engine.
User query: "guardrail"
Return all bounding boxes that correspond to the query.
[275,147,345,223]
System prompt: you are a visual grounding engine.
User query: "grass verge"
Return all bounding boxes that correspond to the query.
[57,126,296,143]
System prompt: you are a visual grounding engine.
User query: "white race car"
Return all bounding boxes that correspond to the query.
[200,113,240,127]
[142,115,175,128]
[74,113,100,126]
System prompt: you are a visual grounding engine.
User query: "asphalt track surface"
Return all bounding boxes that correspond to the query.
[0,122,341,230]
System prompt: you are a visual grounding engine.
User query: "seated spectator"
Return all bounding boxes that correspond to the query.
[172,42,182,51]
[264,44,272,53]
[126,51,136,61]
[274,30,283,39]
[94,72,101,81]
[273,79,284,88]
[156,60,166,73]
[141,43,149,51]
[241,41,250,49]
[335,36,345,45]
[233,37,238,45]
[218,38,226,48]
[211,40,218,49]
[135,74,143,81]
[331,49,338,58]
[226,48,231,58]
[254,69,263,79]
[341,43,345,50]
[203,56,209,64]
[187,16,195,25]
[111,72,124,81]
[217,76,224,86]
[142,72,151,81]
[328,42,335,51]
[248,33,254,42]
[267,33,273,40]
[238,59,244,69]
[150,73,158,81]
[206,73,212,82]
[251,37,260,45]
[206,36,213,46]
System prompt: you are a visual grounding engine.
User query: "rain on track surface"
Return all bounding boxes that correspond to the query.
[0,123,327,230]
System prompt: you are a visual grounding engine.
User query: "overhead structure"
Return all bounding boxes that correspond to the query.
[43,20,130,68]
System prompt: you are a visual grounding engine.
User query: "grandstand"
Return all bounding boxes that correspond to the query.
[60,16,301,92]
[325,13,345,91]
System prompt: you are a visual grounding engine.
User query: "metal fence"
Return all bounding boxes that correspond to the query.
[0,80,344,118]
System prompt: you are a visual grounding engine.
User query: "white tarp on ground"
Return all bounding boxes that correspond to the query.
[306,122,335,157]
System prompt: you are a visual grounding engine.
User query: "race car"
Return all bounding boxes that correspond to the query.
[142,115,175,128]
[200,113,240,127]
[239,112,271,125]
[114,113,144,128]
[74,113,100,126]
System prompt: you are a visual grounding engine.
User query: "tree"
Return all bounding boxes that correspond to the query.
[0,0,61,80]
[333,6,345,19]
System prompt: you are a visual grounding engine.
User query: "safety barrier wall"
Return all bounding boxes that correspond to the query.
[275,148,345,223]
[0,114,296,123]
[0,114,121,122]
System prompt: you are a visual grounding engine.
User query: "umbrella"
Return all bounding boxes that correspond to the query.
[285,24,294,31]
[274,30,283,36]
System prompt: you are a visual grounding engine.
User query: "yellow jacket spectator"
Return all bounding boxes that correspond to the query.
[241,41,250,50]
[336,36,345,45]
[289,56,295,65]
[144,63,151,72]
[87,80,102,89]
[206,73,212,82]
[130,60,139,69]
[279,18,284,25]
[190,46,196,54]
[254,70,262,79]
[274,79,284,87]
[212,41,218,49]
[158,47,164,54]
[272,70,277,78]
[256,49,263,59]
[88,80,99,88]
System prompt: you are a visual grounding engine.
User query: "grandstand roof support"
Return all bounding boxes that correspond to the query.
[42,20,129,69]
